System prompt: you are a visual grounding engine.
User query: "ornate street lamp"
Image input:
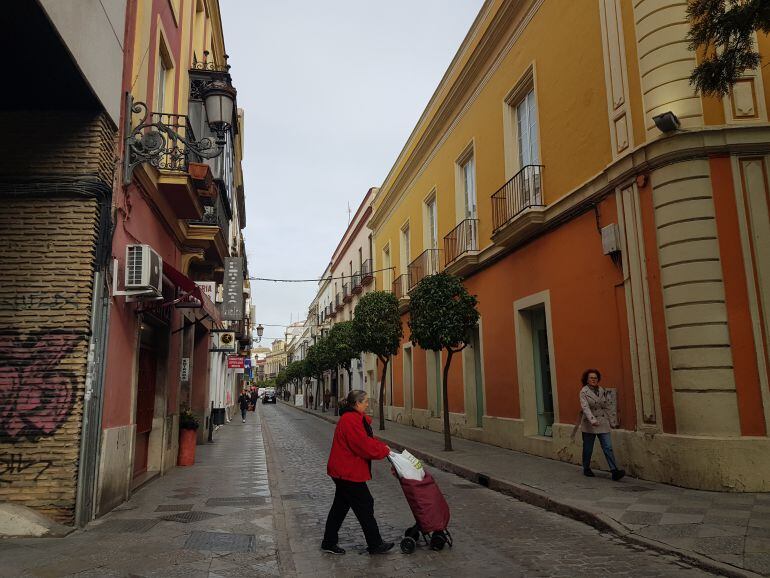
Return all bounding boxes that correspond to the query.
[122,81,237,184]
[256,324,264,342]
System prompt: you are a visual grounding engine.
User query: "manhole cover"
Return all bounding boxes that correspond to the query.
[96,518,159,533]
[616,486,654,493]
[155,504,193,512]
[184,531,256,552]
[161,511,221,523]
[206,497,269,507]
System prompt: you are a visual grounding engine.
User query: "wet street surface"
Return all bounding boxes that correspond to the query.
[262,403,715,577]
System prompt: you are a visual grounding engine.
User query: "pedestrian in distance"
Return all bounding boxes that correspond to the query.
[238,389,250,423]
[579,369,625,481]
[321,389,395,556]
[323,388,331,412]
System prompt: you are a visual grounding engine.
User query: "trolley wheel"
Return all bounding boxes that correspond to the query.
[404,523,421,540]
[430,531,447,551]
[400,537,417,554]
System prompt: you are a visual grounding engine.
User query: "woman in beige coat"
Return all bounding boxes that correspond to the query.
[579,369,625,480]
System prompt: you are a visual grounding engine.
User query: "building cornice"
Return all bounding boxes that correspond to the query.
[369,0,540,232]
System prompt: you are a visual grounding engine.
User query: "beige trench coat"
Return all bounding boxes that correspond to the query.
[579,385,613,434]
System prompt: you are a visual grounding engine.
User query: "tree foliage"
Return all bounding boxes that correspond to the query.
[353,290,403,430]
[327,321,359,395]
[687,0,770,97]
[409,272,479,450]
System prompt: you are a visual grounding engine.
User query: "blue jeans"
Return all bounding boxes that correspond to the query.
[582,432,618,471]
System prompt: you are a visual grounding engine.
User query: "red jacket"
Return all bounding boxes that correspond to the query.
[327,410,389,482]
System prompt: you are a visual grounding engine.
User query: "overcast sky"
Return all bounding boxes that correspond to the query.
[220,1,485,338]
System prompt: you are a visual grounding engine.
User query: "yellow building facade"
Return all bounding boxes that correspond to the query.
[369,0,770,490]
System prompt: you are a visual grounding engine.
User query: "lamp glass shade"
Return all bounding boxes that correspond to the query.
[203,84,235,128]
[256,324,264,338]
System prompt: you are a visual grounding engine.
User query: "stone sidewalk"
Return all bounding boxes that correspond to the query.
[0,412,278,578]
[284,401,770,578]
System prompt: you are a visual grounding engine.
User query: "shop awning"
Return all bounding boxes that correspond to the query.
[162,261,204,306]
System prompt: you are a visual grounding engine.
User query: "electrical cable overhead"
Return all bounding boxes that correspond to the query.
[248,266,394,283]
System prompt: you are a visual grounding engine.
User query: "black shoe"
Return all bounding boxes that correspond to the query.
[583,469,595,477]
[368,542,394,555]
[321,544,345,555]
[611,469,626,481]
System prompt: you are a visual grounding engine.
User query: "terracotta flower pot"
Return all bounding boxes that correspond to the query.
[178,427,198,466]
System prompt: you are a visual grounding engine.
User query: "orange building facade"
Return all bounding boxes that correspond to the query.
[368,0,770,491]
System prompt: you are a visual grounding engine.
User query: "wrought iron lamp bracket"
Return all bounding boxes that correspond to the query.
[122,93,223,185]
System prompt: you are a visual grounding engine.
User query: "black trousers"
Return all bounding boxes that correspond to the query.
[322,478,382,549]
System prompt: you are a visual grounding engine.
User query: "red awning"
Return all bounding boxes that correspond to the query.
[162,261,204,306]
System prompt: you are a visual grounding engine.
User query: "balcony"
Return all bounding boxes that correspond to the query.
[361,259,374,286]
[407,249,441,291]
[342,283,352,303]
[444,219,479,276]
[491,165,546,247]
[393,274,409,301]
[351,271,362,294]
[183,188,230,265]
[335,292,343,311]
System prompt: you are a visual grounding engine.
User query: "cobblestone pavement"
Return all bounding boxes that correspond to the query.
[261,403,717,577]
[0,411,278,578]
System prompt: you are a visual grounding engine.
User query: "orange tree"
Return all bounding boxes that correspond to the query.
[408,272,479,451]
[352,291,402,431]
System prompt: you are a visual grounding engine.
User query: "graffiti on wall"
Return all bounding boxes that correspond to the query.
[0,454,53,484]
[0,329,82,442]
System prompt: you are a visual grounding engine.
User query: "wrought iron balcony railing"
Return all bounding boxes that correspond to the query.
[133,111,203,175]
[491,164,544,232]
[343,283,352,303]
[408,249,441,291]
[444,219,478,267]
[361,259,374,286]
[335,292,343,310]
[188,189,229,232]
[393,274,409,300]
[351,271,362,294]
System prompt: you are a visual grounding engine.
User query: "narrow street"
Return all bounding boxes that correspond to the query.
[262,403,714,577]
[0,404,718,577]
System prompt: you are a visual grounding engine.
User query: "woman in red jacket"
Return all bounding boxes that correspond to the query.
[321,389,394,556]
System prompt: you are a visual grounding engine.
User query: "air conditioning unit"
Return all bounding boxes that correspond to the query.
[124,244,162,295]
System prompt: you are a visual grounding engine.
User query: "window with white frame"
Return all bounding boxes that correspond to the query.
[461,155,477,219]
[516,89,540,167]
[426,195,438,250]
[156,53,169,111]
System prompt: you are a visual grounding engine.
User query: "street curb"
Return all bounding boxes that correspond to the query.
[280,401,758,578]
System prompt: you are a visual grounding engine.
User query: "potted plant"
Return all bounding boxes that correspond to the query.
[177,409,199,466]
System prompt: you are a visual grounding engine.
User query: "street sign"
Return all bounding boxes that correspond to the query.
[180,357,190,382]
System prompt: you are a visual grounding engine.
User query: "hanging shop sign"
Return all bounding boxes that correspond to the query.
[210,330,236,352]
[221,257,244,321]
[227,355,244,369]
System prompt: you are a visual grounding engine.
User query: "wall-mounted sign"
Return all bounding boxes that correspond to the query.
[227,355,244,369]
[211,331,236,352]
[180,357,190,382]
[222,257,244,320]
[196,281,216,302]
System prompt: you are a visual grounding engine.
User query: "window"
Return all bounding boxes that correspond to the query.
[382,245,391,289]
[425,195,438,249]
[517,89,539,167]
[156,54,169,111]
[358,247,363,271]
[400,224,410,272]
[461,156,476,219]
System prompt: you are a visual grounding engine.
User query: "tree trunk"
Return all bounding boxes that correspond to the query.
[442,348,454,451]
[347,367,353,395]
[378,356,388,431]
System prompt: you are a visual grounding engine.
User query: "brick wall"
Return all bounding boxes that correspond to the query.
[0,110,115,524]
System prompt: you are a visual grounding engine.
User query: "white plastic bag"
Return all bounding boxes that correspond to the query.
[389,450,425,481]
